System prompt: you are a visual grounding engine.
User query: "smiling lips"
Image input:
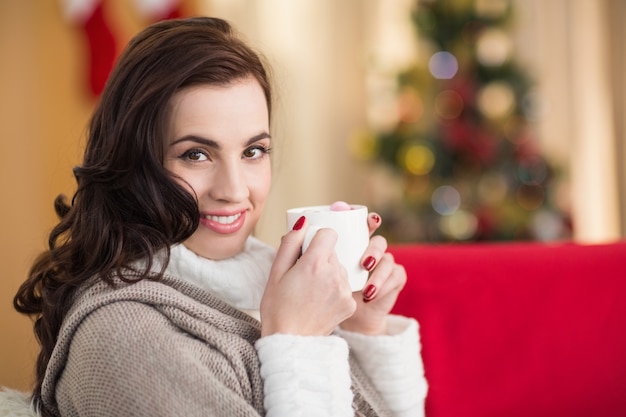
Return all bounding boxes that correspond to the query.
[200,210,247,234]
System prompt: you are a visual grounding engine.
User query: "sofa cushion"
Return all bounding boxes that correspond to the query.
[388,241,626,417]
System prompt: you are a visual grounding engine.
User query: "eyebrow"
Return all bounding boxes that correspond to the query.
[170,132,271,149]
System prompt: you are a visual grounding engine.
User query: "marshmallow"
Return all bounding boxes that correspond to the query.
[330,201,353,211]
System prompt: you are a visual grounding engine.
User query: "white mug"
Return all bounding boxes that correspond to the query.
[286,204,369,292]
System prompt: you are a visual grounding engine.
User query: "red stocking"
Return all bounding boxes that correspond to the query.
[64,0,183,96]
[63,0,118,97]
[82,1,117,96]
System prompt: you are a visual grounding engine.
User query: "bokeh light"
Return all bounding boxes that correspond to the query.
[432,185,461,215]
[476,28,512,67]
[477,81,515,119]
[435,90,464,120]
[429,51,459,79]
[531,209,566,241]
[440,209,478,240]
[397,87,424,123]
[399,143,435,176]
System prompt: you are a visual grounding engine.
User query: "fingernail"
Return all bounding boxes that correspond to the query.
[362,256,376,271]
[371,214,381,224]
[292,216,306,231]
[363,284,377,301]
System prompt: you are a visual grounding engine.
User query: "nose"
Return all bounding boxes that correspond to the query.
[209,160,249,203]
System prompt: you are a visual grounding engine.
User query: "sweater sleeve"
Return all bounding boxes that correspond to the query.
[254,334,354,417]
[335,315,428,417]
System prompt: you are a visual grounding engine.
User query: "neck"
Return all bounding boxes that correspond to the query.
[163,236,276,312]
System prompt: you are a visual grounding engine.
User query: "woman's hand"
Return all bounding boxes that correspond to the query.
[340,213,407,335]
[260,216,357,337]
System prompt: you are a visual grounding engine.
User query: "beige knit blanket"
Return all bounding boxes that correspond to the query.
[38,274,388,416]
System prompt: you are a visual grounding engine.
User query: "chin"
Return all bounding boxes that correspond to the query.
[184,233,248,260]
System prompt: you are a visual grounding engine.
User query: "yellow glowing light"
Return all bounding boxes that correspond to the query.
[477,81,515,119]
[399,144,435,176]
[440,210,478,240]
[435,90,464,120]
[476,28,512,67]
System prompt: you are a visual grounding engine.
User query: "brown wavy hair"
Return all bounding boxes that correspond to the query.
[13,17,272,414]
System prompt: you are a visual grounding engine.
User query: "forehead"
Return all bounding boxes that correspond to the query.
[167,78,269,142]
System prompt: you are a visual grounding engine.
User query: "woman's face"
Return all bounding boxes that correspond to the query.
[164,77,271,260]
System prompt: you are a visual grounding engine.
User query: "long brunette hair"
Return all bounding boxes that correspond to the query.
[13,17,271,413]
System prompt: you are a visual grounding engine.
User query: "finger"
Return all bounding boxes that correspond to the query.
[360,234,387,272]
[363,253,406,302]
[268,216,308,284]
[367,212,382,236]
[302,227,338,260]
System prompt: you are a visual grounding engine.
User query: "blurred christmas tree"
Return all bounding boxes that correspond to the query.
[359,0,572,243]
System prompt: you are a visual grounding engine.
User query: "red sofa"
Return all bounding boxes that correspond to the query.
[388,240,626,417]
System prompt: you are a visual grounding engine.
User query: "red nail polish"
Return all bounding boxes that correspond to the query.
[363,284,377,301]
[292,216,305,231]
[371,214,381,224]
[363,256,376,271]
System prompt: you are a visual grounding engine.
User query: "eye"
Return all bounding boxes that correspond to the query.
[243,145,271,160]
[180,149,209,162]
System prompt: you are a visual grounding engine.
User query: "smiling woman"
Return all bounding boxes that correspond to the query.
[9,16,427,417]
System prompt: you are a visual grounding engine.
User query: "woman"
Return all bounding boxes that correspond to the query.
[14,17,427,416]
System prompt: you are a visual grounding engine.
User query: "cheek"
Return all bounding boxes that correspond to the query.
[249,165,272,201]
[170,170,205,199]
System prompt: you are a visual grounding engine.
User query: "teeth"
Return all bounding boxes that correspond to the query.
[205,213,241,224]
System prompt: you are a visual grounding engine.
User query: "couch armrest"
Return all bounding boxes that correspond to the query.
[388,241,626,417]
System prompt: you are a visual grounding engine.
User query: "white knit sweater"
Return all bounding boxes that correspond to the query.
[165,237,427,417]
